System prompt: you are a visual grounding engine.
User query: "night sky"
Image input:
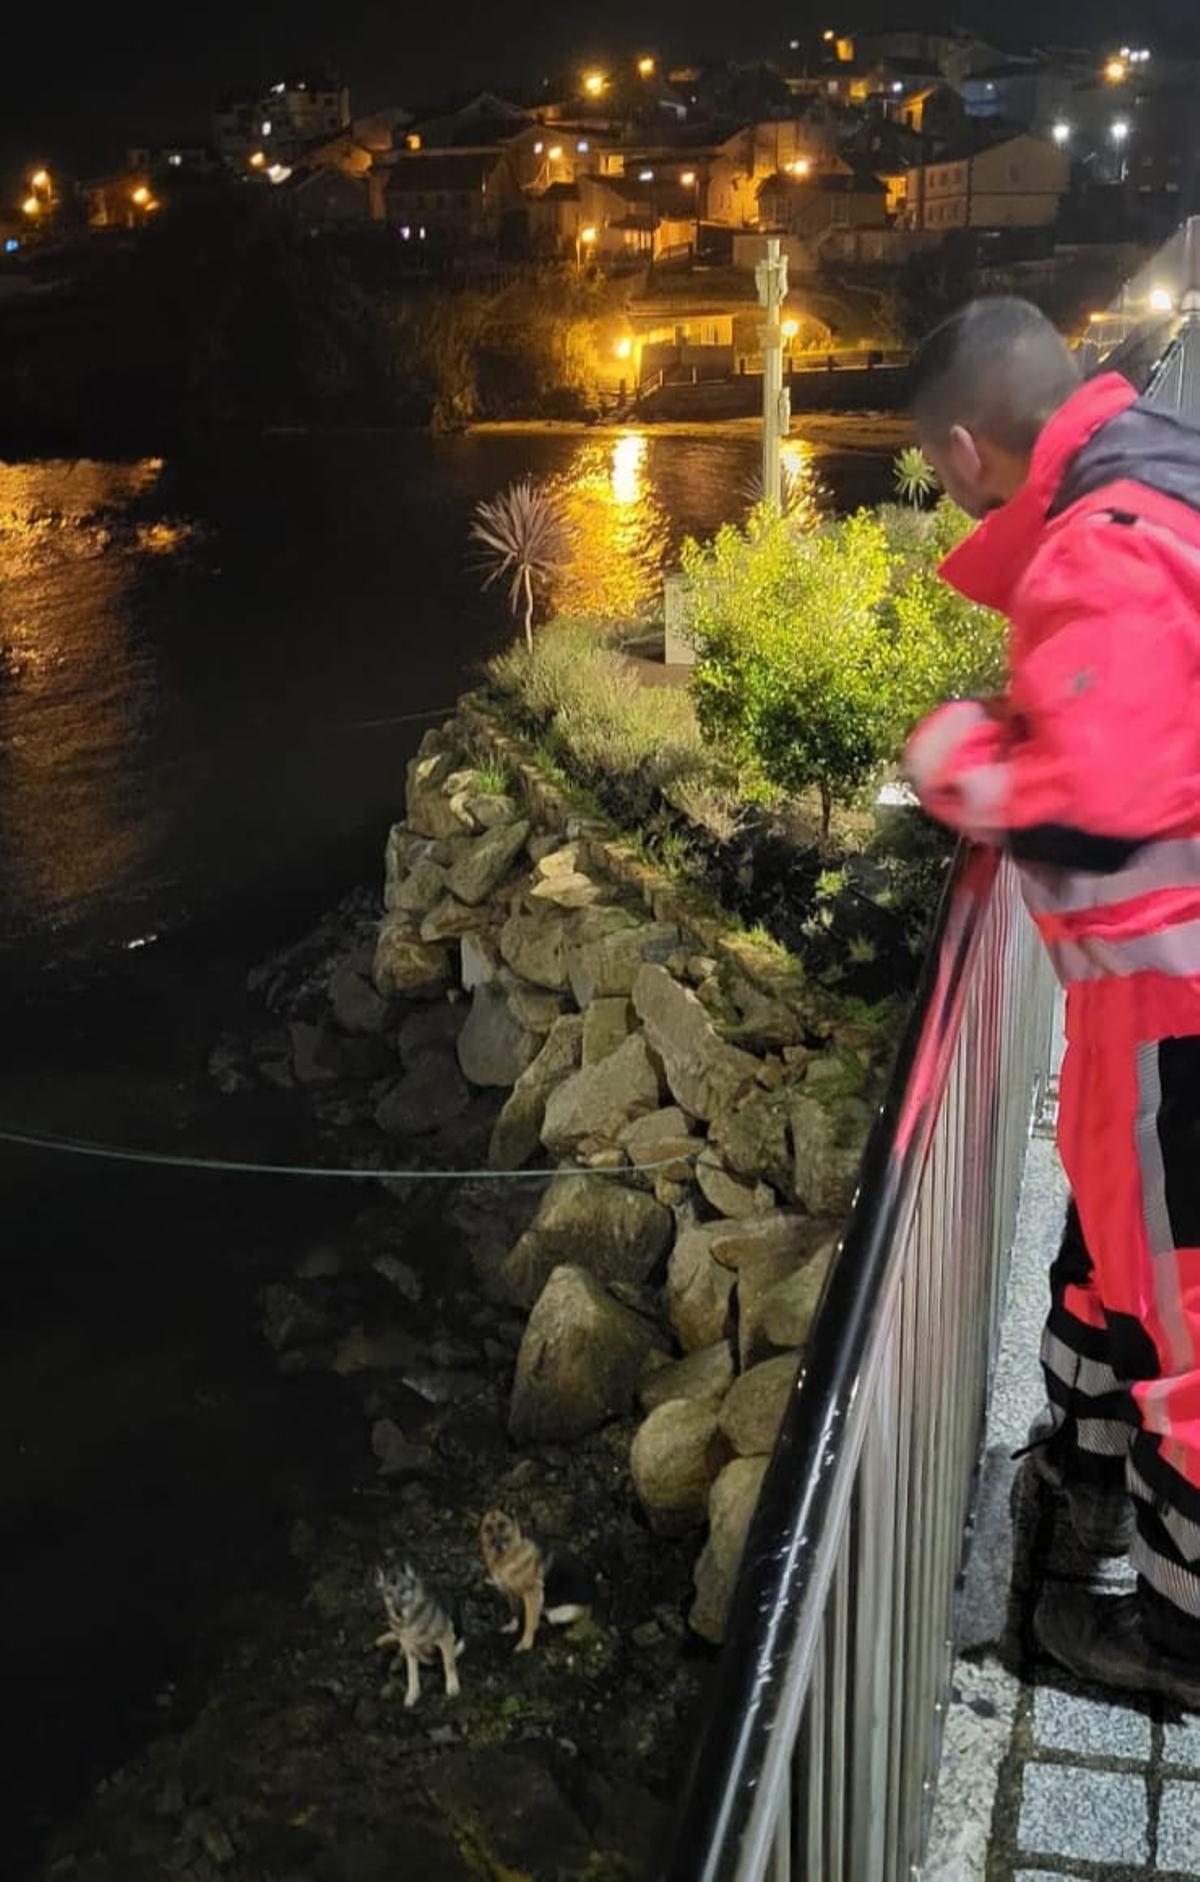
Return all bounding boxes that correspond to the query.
[5,0,1198,184]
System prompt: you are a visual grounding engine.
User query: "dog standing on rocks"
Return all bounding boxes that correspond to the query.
[373,1561,463,1708]
[479,1509,595,1652]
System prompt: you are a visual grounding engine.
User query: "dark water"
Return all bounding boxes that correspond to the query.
[0,431,891,961]
[0,428,892,1869]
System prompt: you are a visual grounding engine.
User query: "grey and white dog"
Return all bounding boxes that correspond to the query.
[373,1561,463,1709]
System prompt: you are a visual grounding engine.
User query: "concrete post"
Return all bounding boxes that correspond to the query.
[755,237,789,509]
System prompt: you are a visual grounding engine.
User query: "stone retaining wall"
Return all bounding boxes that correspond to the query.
[370,703,879,1641]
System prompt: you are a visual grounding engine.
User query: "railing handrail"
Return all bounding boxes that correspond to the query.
[663,843,1008,1879]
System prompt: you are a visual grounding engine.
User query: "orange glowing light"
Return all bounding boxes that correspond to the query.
[637,56,656,77]
[248,151,267,169]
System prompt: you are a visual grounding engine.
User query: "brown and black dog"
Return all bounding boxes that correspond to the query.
[479,1509,594,1652]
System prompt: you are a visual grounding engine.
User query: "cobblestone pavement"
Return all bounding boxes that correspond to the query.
[925,1118,1200,1882]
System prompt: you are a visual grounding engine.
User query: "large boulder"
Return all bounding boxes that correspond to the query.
[582,996,634,1066]
[759,1238,837,1350]
[375,1052,470,1137]
[372,916,449,999]
[464,791,519,830]
[695,1148,775,1219]
[460,931,502,992]
[498,1174,672,1308]
[406,752,473,841]
[639,1340,735,1414]
[707,1088,794,1196]
[509,1265,665,1442]
[419,897,494,944]
[499,909,571,991]
[704,1210,813,1273]
[718,1353,798,1456]
[328,962,389,1036]
[398,1002,466,1063]
[790,1092,872,1216]
[735,1248,806,1369]
[631,1398,726,1530]
[633,966,761,1123]
[488,1014,583,1170]
[391,857,450,917]
[667,1223,737,1352]
[619,1107,705,1177]
[568,918,679,1007]
[456,982,539,1089]
[446,819,531,906]
[530,871,607,910]
[541,1032,662,1156]
[502,973,567,1035]
[690,1456,769,1643]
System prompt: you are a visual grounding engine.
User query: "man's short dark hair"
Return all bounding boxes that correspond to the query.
[909,297,1081,454]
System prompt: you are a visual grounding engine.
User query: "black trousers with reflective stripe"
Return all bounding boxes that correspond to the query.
[1041,1201,1200,1654]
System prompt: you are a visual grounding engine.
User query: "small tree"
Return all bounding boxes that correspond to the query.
[471,479,569,649]
[683,509,897,838]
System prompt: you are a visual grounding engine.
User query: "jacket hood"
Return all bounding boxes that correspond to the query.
[939,373,1138,612]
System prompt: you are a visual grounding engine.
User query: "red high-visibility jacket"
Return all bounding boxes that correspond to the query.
[906,372,1200,1000]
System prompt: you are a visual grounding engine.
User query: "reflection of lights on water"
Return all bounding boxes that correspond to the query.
[546,434,666,621]
[779,439,826,526]
[611,433,646,506]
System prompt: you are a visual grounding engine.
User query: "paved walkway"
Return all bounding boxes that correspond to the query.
[924,1086,1200,1882]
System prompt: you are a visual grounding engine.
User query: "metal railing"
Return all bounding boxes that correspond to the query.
[665,846,1058,1882]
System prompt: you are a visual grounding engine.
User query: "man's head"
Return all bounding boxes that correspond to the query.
[908,297,1081,517]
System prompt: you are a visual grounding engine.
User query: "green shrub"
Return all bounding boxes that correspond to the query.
[681,498,1004,837]
[488,621,727,827]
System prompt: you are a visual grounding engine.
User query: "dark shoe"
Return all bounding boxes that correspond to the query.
[1024,1415,1134,1557]
[1035,1586,1200,1706]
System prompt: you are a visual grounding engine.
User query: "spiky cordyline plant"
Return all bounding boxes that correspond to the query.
[471,478,569,650]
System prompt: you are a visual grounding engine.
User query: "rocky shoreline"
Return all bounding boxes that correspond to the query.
[34,701,887,1882]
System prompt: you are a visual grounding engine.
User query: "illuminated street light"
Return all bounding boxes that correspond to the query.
[614,336,632,359]
[583,71,607,97]
[21,195,40,217]
[680,170,696,186]
[637,56,656,78]
[548,145,563,160]
[1149,286,1174,312]
[1104,57,1127,83]
[787,158,811,176]
[131,185,151,206]
[639,168,654,181]
[781,318,799,339]
[1111,118,1130,143]
[249,150,267,169]
[580,225,597,244]
[30,168,50,191]
[1052,122,1071,145]
[823,28,836,40]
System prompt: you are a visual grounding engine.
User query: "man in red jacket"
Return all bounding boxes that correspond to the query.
[904,297,1200,1702]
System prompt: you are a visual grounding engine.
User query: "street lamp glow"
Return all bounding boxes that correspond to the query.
[579,225,597,244]
[249,150,267,169]
[1149,286,1174,312]
[787,158,811,176]
[637,56,656,78]
[1111,118,1130,143]
[548,145,563,160]
[1105,57,1127,83]
[639,168,654,181]
[823,28,835,40]
[21,195,40,216]
[30,168,50,191]
[1052,122,1071,145]
[614,336,632,359]
[583,71,607,97]
[131,185,151,206]
[680,170,696,186]
[781,318,799,339]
